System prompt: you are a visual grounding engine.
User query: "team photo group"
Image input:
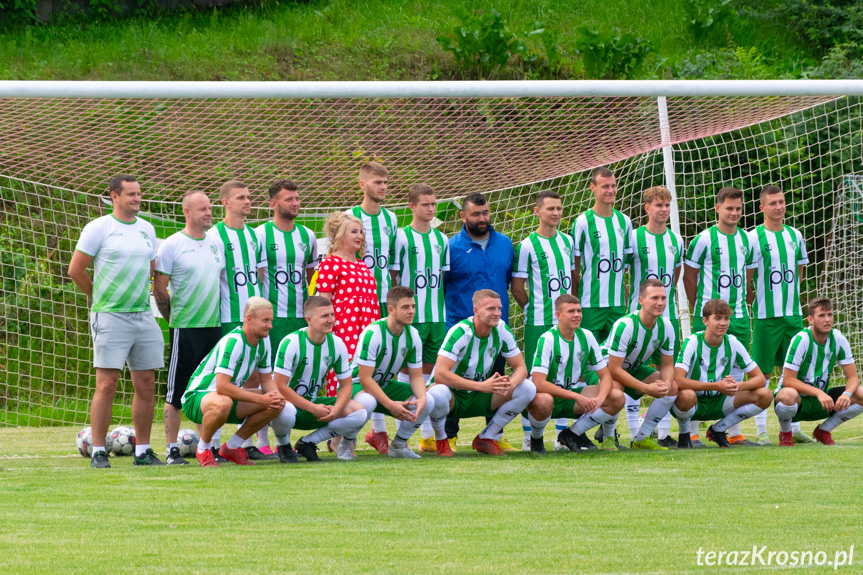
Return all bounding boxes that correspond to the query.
[68,161,863,468]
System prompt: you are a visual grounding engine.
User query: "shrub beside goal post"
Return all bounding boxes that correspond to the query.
[0,80,862,428]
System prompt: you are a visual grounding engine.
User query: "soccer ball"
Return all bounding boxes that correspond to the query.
[76,427,113,457]
[109,425,136,456]
[177,428,199,457]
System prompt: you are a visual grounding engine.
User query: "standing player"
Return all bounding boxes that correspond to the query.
[747,185,812,444]
[351,287,435,458]
[672,299,771,448]
[626,186,684,447]
[272,296,371,462]
[525,294,624,453]
[68,175,165,468]
[392,184,449,453]
[181,297,294,467]
[350,162,399,452]
[774,298,863,445]
[512,190,575,450]
[154,190,224,465]
[425,289,537,456]
[683,186,754,447]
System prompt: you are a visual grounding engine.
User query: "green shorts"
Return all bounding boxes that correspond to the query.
[269,317,307,352]
[524,324,553,369]
[181,391,241,425]
[373,381,418,417]
[294,383,364,430]
[692,314,751,349]
[650,319,680,366]
[693,394,732,421]
[619,364,659,400]
[221,321,242,336]
[580,306,627,343]
[785,387,846,423]
[449,390,495,419]
[583,370,600,387]
[414,322,448,364]
[752,316,805,377]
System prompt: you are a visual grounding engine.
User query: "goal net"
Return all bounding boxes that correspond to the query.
[1,83,861,434]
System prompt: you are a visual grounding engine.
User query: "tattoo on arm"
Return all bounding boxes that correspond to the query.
[155,292,171,321]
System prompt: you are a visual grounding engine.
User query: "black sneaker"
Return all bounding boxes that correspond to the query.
[593,427,604,443]
[245,446,278,461]
[557,428,595,451]
[294,439,322,462]
[277,443,299,464]
[529,437,546,454]
[91,450,110,468]
[211,447,228,464]
[706,425,731,448]
[165,446,189,465]
[576,432,598,450]
[133,448,166,466]
[677,432,693,449]
[658,435,679,448]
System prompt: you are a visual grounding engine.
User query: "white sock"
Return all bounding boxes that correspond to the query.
[712,403,762,433]
[394,394,435,443]
[755,408,768,435]
[555,418,570,433]
[256,426,270,449]
[819,403,863,432]
[270,403,297,446]
[304,410,368,443]
[634,395,676,442]
[658,412,672,439]
[673,406,696,435]
[774,402,798,433]
[625,394,641,441]
[420,420,434,440]
[571,408,613,435]
[528,413,550,439]
[727,423,742,438]
[427,386,452,440]
[478,381,537,440]
[241,435,254,449]
[197,439,212,453]
[792,422,802,434]
[601,414,618,438]
[371,411,387,433]
[134,444,150,457]
[91,445,106,457]
[211,427,222,447]
[690,421,700,436]
[226,433,246,450]
[521,415,531,439]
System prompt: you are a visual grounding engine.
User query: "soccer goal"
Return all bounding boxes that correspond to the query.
[1,80,862,427]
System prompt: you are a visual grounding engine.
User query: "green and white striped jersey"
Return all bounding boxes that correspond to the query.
[430,318,521,388]
[182,327,272,402]
[685,226,754,319]
[748,225,808,319]
[393,225,450,323]
[781,328,854,391]
[513,231,575,326]
[75,215,157,313]
[531,326,606,391]
[274,328,351,401]
[676,332,757,396]
[628,227,684,320]
[571,209,633,308]
[255,221,318,319]
[350,206,398,303]
[604,312,676,371]
[207,222,266,324]
[155,231,223,328]
[351,319,422,388]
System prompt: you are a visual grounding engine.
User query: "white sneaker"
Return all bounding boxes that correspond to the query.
[521,436,531,452]
[388,442,421,459]
[337,437,356,460]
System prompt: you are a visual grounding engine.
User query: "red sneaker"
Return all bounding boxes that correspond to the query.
[219,444,256,465]
[472,436,505,456]
[258,446,275,456]
[813,425,835,445]
[196,448,221,467]
[436,439,454,457]
[778,431,795,446]
[365,430,390,455]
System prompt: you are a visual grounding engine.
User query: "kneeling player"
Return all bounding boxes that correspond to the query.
[426,289,537,456]
[774,298,863,445]
[672,299,770,448]
[526,294,624,452]
[606,279,677,450]
[352,287,434,458]
[181,297,293,467]
[273,296,371,462]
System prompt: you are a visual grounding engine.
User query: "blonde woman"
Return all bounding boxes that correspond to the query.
[316,212,380,397]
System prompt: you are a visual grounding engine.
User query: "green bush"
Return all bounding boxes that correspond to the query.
[686,0,735,38]
[573,26,652,79]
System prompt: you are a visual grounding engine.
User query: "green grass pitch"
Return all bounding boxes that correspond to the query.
[1,418,862,574]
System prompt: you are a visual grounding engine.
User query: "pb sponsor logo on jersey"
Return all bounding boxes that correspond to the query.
[646,266,673,288]
[546,270,572,298]
[717,268,744,289]
[363,247,389,271]
[595,251,624,280]
[274,265,305,290]
[414,267,442,290]
[232,264,259,293]
[768,263,795,290]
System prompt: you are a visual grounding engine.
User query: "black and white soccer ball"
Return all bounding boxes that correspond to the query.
[177,428,199,457]
[109,425,136,456]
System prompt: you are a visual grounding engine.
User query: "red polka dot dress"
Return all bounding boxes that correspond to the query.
[315,254,380,396]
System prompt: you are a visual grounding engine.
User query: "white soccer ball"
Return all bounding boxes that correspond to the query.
[76,427,92,457]
[177,428,199,457]
[109,425,136,456]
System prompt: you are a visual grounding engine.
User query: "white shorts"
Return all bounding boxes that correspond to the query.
[89,311,165,371]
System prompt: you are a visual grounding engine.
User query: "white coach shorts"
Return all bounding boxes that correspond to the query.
[89,311,165,371]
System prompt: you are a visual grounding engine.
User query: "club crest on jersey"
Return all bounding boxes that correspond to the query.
[738,244,748,255]
[720,357,729,366]
[400,347,409,357]
[433,244,444,255]
[210,245,219,257]
[670,245,678,255]
[616,228,625,237]
[140,231,152,248]
[323,355,332,365]
[298,242,308,253]
[651,338,659,349]
[487,347,497,358]
[383,226,393,236]
[790,241,798,251]
[563,246,571,257]
[577,351,586,362]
